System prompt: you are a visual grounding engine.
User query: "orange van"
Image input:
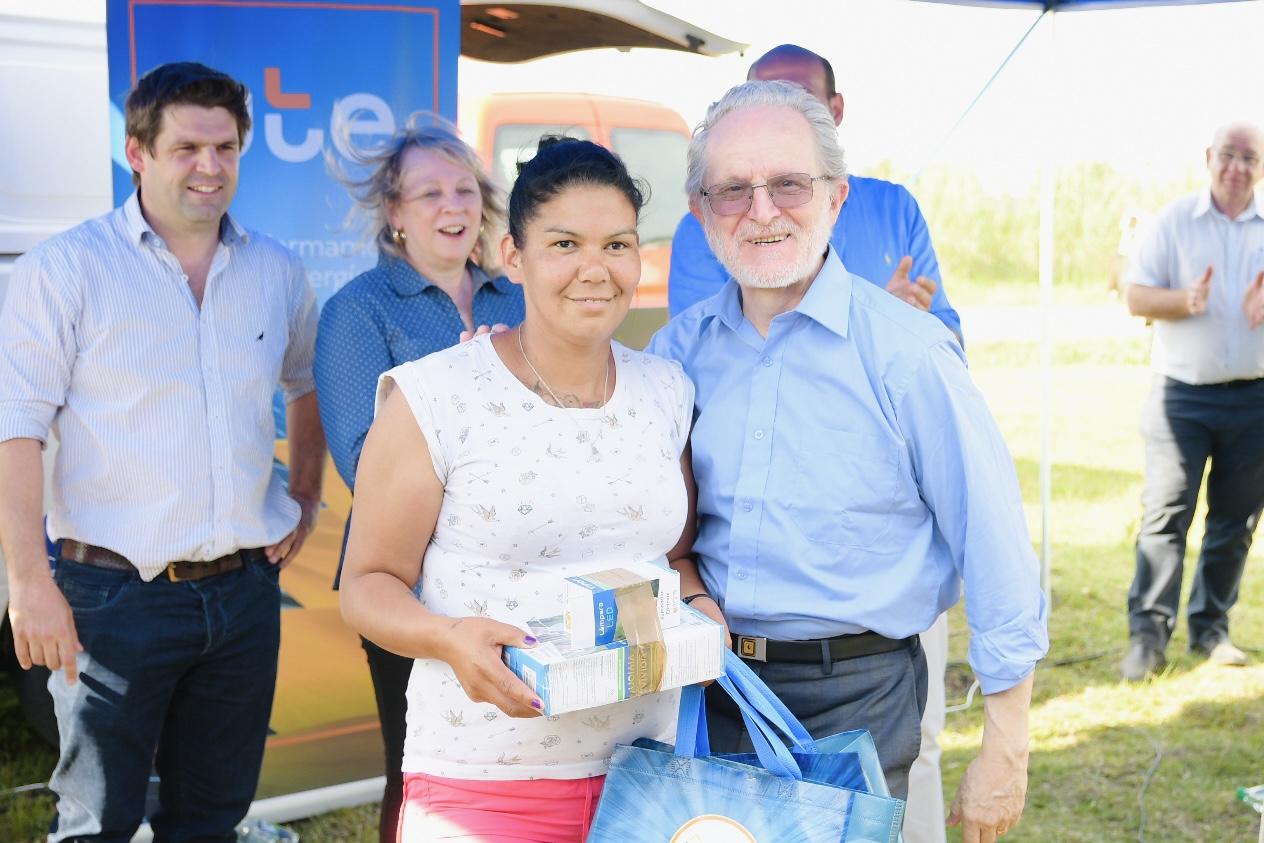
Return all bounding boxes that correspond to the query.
[463,92,688,344]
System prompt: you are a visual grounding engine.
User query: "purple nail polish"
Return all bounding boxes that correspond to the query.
[523,635,538,646]
[531,698,543,710]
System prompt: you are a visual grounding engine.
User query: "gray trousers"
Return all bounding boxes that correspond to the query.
[704,638,928,801]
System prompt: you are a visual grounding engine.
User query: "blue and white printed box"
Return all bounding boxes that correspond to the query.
[563,558,680,649]
[503,607,724,716]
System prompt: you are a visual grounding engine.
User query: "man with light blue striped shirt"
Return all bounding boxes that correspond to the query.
[0,63,324,841]
[647,80,1047,841]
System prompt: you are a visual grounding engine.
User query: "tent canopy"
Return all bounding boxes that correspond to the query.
[461,0,747,63]
[916,0,1245,9]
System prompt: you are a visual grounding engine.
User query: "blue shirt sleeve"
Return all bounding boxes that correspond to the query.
[313,289,392,491]
[896,340,1048,693]
[668,213,729,317]
[899,188,963,343]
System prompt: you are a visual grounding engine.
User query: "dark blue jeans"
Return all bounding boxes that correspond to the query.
[47,555,281,843]
[1129,376,1264,650]
[704,639,927,801]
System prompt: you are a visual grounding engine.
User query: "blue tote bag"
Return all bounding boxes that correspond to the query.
[587,651,905,842]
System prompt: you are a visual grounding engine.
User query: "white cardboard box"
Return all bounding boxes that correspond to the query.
[563,558,680,649]
[503,606,724,716]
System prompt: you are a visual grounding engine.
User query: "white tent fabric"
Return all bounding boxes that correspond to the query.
[912,0,1247,604]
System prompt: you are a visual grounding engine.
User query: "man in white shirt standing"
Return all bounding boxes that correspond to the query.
[0,62,325,840]
[1121,121,1264,681]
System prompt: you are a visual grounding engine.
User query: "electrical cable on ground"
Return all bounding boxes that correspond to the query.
[945,679,980,714]
[1136,731,1164,843]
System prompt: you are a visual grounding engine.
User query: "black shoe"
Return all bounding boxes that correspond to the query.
[1120,641,1166,681]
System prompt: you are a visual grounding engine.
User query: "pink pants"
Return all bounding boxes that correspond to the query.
[398,772,605,843]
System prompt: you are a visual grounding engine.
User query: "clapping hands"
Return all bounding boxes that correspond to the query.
[885,256,938,311]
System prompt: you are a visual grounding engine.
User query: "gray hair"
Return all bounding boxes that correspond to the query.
[329,112,504,271]
[685,80,847,199]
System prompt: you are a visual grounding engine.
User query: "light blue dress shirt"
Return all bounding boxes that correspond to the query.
[668,175,963,341]
[1126,189,1264,384]
[647,249,1046,693]
[0,192,316,580]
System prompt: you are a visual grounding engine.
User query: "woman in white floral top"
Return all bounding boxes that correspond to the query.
[340,136,727,842]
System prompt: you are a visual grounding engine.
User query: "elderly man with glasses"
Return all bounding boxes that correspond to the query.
[667,44,963,346]
[647,80,1047,843]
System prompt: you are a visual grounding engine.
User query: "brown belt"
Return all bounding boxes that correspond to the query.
[60,540,262,582]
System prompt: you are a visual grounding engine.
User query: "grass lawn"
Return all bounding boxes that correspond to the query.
[2,285,1261,841]
[943,351,1264,842]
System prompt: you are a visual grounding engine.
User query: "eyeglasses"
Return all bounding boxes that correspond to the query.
[700,173,831,216]
[1215,149,1261,169]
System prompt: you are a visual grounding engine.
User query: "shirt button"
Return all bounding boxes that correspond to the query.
[742,502,753,512]
[761,357,772,367]
[735,570,749,580]
[753,429,765,440]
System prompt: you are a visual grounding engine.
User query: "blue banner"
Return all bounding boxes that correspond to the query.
[105,0,459,304]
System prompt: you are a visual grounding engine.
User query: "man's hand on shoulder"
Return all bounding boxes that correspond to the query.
[458,324,510,344]
[9,573,82,684]
[884,255,937,312]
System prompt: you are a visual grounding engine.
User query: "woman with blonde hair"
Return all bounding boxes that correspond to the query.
[314,114,523,843]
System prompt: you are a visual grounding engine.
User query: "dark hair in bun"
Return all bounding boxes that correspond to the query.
[507,135,647,247]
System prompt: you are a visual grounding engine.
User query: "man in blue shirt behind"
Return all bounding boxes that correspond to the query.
[668,44,962,344]
[648,80,1046,841]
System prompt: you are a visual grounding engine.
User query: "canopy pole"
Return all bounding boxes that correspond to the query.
[1038,11,1057,604]
[913,9,1050,180]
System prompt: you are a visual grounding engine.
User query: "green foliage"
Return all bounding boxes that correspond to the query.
[867,160,1203,290]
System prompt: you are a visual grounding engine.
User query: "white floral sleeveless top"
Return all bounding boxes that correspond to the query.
[380,333,695,780]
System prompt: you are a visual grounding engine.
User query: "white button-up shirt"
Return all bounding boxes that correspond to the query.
[1127,189,1264,385]
[0,193,317,580]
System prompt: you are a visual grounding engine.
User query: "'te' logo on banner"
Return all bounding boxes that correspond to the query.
[259,67,395,164]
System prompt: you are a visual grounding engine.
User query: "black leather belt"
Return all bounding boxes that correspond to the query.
[1169,376,1264,390]
[733,631,916,663]
[60,540,263,582]
[1212,377,1264,389]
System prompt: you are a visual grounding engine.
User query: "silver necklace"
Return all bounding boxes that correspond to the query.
[517,325,610,411]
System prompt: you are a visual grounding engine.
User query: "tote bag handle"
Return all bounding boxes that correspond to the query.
[675,651,821,779]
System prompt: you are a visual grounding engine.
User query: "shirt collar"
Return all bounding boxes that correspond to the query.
[791,247,852,338]
[691,247,852,339]
[1193,188,1264,222]
[122,190,248,247]
[377,252,510,298]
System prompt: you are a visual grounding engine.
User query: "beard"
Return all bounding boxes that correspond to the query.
[703,204,835,290]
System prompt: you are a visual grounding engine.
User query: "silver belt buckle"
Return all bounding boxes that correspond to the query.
[736,635,767,662]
